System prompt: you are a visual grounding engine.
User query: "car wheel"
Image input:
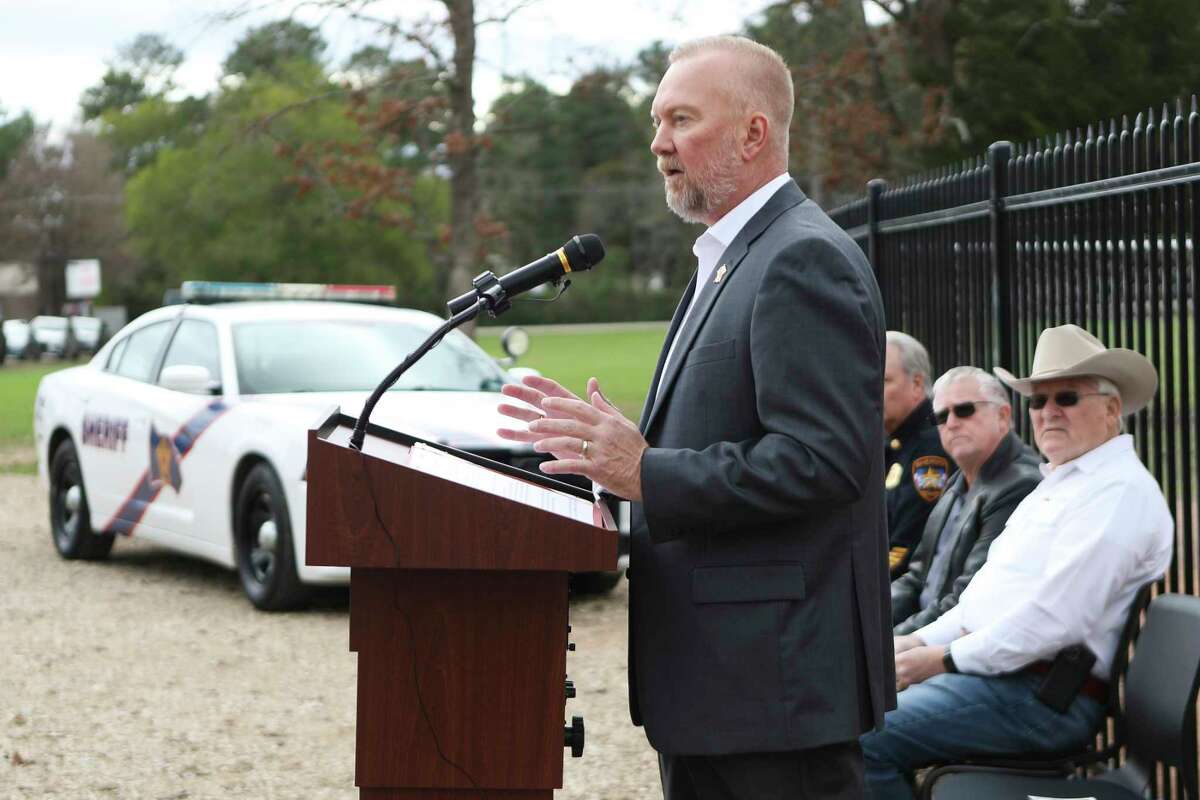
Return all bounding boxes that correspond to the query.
[234,463,308,611]
[49,439,114,560]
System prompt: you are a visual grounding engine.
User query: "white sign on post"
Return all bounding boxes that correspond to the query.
[66,259,101,300]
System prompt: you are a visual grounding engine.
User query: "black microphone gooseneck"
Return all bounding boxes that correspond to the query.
[348,234,605,451]
[349,298,482,451]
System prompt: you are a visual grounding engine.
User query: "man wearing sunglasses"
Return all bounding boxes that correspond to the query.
[883,331,953,578]
[861,324,1174,800]
[891,367,1042,636]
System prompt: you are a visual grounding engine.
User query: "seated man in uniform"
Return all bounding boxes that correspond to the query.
[892,366,1042,634]
[862,324,1174,800]
[884,331,953,576]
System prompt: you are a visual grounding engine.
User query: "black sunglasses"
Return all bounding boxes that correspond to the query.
[1029,390,1106,410]
[932,401,994,426]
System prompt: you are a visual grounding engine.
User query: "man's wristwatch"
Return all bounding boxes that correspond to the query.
[942,646,958,674]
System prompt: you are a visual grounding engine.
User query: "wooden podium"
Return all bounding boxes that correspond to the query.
[306,411,617,799]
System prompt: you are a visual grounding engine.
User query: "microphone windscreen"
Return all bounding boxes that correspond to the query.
[569,234,606,270]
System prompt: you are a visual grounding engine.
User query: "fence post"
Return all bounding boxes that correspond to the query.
[866,178,887,277]
[988,142,1013,371]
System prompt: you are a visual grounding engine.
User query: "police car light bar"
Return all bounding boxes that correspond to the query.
[180,281,397,304]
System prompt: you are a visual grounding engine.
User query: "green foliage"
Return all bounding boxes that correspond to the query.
[80,71,148,121]
[80,34,183,122]
[0,107,34,180]
[122,66,442,312]
[223,19,328,80]
[99,95,210,174]
[910,0,1200,162]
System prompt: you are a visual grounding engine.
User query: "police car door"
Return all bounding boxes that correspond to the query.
[78,318,175,537]
[141,316,226,542]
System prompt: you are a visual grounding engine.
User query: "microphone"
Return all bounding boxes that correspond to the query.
[447,234,605,316]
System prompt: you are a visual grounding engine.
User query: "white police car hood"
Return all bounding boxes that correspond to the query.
[247,390,531,452]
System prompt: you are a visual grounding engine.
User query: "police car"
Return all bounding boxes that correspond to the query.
[34,282,617,610]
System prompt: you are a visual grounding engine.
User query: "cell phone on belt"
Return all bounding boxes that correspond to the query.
[1036,644,1098,713]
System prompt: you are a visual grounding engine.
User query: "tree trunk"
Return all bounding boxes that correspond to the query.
[445,0,478,335]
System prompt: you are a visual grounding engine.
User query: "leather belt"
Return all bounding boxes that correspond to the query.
[1026,660,1109,705]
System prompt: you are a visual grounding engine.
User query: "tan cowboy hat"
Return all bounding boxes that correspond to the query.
[993,324,1158,415]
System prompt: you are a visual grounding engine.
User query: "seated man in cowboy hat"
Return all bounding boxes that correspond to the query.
[891,366,1042,635]
[861,324,1174,800]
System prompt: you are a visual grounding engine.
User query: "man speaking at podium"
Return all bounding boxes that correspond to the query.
[498,35,894,800]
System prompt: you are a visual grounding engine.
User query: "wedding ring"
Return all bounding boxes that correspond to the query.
[581,440,591,458]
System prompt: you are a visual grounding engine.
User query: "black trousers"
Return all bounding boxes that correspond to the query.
[658,740,865,800]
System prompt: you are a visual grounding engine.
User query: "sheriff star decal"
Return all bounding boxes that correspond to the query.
[149,425,183,492]
[912,456,949,503]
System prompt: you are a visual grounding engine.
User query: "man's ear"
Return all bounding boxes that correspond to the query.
[1105,395,1123,426]
[742,112,769,161]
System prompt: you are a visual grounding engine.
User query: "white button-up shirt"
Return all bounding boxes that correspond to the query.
[656,172,792,393]
[916,434,1173,679]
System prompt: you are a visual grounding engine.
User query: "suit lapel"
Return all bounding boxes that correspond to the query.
[638,272,697,429]
[640,180,807,436]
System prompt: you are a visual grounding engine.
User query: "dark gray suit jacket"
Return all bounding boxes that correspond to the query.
[891,432,1042,635]
[628,180,895,756]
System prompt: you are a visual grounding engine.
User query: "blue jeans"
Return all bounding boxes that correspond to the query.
[860,672,1105,800]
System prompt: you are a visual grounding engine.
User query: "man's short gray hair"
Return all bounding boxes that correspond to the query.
[933,366,1010,408]
[886,331,932,396]
[1092,376,1125,431]
[1094,376,1120,399]
[669,35,794,156]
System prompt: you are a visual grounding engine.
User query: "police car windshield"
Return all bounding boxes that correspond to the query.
[232,319,509,394]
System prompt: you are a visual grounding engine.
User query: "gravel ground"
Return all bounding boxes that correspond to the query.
[0,472,660,799]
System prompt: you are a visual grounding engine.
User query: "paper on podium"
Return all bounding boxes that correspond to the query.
[408,443,604,527]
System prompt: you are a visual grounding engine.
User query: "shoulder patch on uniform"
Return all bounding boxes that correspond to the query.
[885,461,903,490]
[912,455,948,503]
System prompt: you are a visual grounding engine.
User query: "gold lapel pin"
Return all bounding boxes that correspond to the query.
[714,264,727,284]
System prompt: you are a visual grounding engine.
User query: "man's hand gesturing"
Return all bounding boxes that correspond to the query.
[497,375,649,501]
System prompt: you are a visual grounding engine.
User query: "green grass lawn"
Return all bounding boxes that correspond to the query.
[0,361,66,472]
[477,323,668,420]
[0,361,64,448]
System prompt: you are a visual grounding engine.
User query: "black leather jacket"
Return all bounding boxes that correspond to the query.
[892,431,1043,635]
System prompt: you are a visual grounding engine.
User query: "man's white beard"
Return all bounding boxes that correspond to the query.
[662,137,742,224]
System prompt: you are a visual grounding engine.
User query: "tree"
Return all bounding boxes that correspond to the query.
[0,129,130,313]
[80,33,204,175]
[868,0,1200,163]
[0,106,34,180]
[123,65,442,311]
[222,19,328,80]
[80,33,184,121]
[232,1,544,333]
[747,1,919,205]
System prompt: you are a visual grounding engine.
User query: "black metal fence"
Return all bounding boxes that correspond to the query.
[830,98,1200,793]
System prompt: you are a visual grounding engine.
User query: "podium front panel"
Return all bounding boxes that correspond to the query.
[352,568,568,791]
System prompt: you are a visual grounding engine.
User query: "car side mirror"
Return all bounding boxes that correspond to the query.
[160,364,220,395]
[498,326,531,366]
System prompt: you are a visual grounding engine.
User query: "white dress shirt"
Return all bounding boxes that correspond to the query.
[656,172,792,394]
[916,434,1173,679]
